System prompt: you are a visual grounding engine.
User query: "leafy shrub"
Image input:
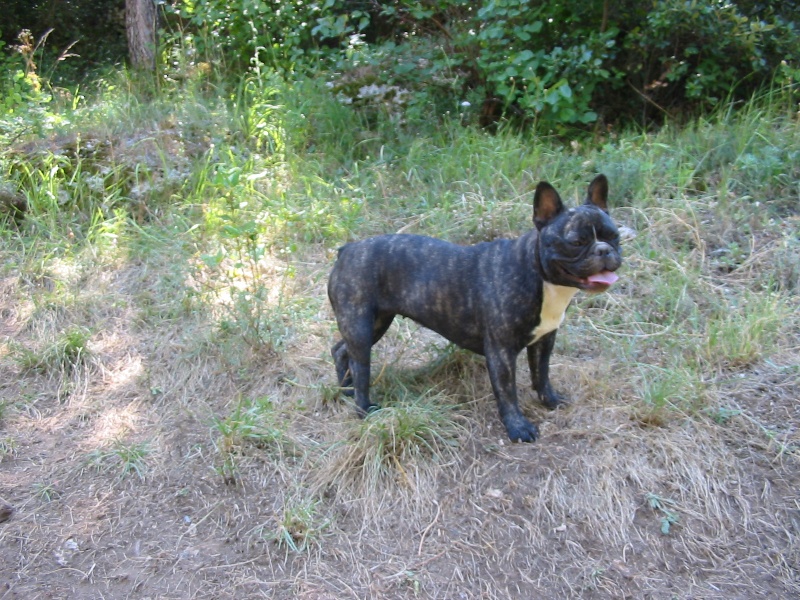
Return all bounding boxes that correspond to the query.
[314,0,799,129]
[9,0,797,131]
[168,0,335,72]
[0,32,52,135]
[474,1,617,127]
[621,0,800,114]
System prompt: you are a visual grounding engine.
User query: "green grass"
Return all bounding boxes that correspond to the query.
[87,438,151,481]
[3,71,798,432]
[11,327,92,375]
[212,396,294,483]
[632,365,709,427]
[702,291,789,369]
[270,496,329,554]
[1,58,799,600]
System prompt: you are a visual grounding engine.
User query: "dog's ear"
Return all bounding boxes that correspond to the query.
[585,174,609,212]
[533,182,564,230]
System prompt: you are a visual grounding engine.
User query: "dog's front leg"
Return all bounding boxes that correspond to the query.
[527,330,566,409]
[485,344,539,442]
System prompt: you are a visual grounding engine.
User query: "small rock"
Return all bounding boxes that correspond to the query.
[0,503,14,523]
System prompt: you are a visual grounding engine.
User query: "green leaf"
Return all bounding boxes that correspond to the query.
[661,519,671,535]
[515,49,535,64]
[525,21,543,34]
[201,252,224,269]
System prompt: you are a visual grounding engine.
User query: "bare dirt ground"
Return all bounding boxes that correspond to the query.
[1,245,799,599]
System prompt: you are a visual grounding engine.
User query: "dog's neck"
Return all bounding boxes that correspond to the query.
[529,282,578,344]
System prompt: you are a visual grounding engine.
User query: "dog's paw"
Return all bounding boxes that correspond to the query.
[356,403,381,418]
[504,416,540,443]
[539,390,568,410]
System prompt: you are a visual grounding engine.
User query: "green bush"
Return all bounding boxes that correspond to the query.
[474,1,617,127]
[313,0,799,129]
[168,0,337,72]
[621,0,800,113]
[4,0,799,131]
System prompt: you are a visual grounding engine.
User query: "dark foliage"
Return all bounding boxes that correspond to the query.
[0,0,127,75]
[2,0,798,128]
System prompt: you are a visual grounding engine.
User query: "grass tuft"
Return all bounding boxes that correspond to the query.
[12,327,92,375]
[702,291,790,369]
[87,438,151,481]
[270,496,329,554]
[0,437,18,462]
[318,391,466,500]
[212,396,295,484]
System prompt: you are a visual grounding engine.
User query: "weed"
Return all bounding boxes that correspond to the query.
[197,203,305,352]
[33,482,60,502]
[271,497,329,554]
[645,493,680,535]
[212,396,291,484]
[705,406,743,425]
[0,437,17,462]
[87,439,151,481]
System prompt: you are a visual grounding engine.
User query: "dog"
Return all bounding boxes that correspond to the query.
[327,175,621,442]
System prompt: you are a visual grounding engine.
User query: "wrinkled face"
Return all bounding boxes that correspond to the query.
[539,205,622,292]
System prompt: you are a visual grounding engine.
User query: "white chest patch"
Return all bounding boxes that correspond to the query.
[529,283,578,345]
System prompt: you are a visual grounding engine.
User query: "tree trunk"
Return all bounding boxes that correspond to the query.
[126,0,157,71]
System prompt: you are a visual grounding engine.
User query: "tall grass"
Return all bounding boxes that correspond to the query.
[2,70,798,393]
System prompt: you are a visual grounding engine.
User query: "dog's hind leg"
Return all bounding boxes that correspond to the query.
[335,311,397,415]
[332,339,353,396]
[332,312,395,399]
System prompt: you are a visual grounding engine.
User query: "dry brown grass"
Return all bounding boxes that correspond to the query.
[1,221,798,599]
[1,91,799,597]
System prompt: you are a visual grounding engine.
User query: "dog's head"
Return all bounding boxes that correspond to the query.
[533,174,622,293]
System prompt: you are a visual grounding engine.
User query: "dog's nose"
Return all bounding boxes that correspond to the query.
[593,242,612,257]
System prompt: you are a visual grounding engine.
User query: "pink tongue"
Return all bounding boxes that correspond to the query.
[587,271,619,285]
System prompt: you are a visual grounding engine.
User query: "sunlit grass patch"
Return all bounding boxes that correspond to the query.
[12,326,92,375]
[195,248,311,354]
[702,291,790,370]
